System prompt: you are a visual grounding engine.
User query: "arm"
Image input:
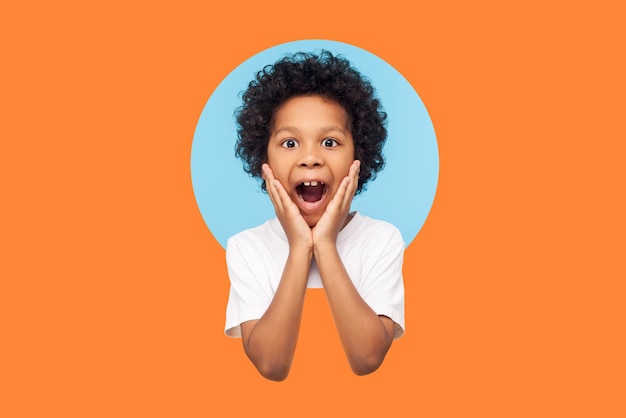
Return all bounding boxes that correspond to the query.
[240,245,311,381]
[312,160,396,375]
[240,164,313,381]
[314,243,396,375]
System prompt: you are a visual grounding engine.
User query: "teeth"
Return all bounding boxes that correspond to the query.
[301,181,321,187]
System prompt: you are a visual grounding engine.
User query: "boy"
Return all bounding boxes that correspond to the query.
[224,51,405,381]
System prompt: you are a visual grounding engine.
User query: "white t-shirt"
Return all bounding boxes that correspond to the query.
[224,212,405,339]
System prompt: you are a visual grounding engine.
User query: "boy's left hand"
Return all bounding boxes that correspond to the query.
[312,160,360,247]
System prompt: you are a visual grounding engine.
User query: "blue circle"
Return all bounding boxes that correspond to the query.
[191,40,438,248]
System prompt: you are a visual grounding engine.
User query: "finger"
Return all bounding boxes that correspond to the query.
[330,175,351,213]
[341,160,360,209]
[262,164,283,213]
[351,160,361,184]
[272,178,298,215]
[262,163,276,183]
[271,180,286,213]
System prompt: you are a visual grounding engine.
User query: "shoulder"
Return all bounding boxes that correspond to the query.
[226,218,289,269]
[227,218,285,250]
[341,212,404,247]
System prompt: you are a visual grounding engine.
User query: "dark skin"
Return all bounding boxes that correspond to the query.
[239,96,395,381]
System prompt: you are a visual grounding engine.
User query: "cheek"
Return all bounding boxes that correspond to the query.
[341,152,356,172]
[348,143,357,161]
[267,159,290,184]
[266,151,280,172]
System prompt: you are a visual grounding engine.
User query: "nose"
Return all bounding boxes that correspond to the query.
[298,143,324,167]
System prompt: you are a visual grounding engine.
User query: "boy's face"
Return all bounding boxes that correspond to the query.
[267,95,355,227]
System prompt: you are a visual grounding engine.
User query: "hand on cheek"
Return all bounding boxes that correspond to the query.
[312,160,360,247]
[262,164,313,251]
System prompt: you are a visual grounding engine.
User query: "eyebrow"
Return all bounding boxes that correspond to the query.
[272,126,348,136]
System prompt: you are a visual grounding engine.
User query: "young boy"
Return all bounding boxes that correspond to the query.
[224,51,405,381]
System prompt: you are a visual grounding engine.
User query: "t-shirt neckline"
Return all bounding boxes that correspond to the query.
[269,211,362,243]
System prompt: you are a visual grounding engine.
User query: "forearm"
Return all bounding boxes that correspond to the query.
[314,243,394,375]
[242,245,312,381]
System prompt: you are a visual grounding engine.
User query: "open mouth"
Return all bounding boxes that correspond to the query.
[296,181,327,203]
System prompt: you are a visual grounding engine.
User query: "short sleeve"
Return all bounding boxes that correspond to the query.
[224,236,274,338]
[358,227,405,339]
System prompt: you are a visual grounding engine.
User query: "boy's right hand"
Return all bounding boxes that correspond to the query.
[262,164,313,251]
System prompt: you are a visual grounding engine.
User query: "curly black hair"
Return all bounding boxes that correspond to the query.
[235,50,387,194]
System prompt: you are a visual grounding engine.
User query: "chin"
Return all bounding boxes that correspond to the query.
[303,215,321,228]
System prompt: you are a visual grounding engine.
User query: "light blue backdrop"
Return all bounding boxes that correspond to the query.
[191,40,439,248]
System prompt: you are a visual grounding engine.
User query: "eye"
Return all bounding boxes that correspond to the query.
[322,138,339,148]
[281,139,298,148]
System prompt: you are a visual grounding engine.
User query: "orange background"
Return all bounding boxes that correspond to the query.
[2,1,624,417]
